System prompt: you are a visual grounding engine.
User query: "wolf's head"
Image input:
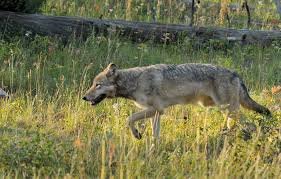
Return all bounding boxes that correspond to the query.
[0,88,9,100]
[83,63,118,105]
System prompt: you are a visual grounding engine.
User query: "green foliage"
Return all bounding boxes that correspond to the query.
[42,0,281,30]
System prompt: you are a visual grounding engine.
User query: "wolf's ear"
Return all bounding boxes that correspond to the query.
[105,63,118,77]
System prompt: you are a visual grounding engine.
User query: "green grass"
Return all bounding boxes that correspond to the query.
[41,0,280,30]
[0,35,280,178]
[0,0,281,178]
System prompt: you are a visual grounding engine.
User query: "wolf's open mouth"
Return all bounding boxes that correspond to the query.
[91,94,106,105]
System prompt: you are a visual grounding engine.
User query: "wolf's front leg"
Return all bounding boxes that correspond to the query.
[127,108,156,139]
[151,111,161,139]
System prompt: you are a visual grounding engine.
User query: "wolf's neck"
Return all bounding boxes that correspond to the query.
[115,69,142,100]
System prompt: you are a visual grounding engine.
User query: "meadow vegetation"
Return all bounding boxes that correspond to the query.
[0,0,280,178]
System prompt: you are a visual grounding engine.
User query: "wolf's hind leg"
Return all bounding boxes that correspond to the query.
[211,82,240,130]
[226,83,241,129]
[128,108,157,139]
[222,89,241,130]
[221,105,240,133]
[226,110,240,129]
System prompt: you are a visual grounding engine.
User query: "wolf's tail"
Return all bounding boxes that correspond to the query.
[239,81,271,117]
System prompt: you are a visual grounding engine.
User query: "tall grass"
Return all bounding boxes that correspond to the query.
[42,0,280,29]
[0,0,280,178]
[0,34,280,178]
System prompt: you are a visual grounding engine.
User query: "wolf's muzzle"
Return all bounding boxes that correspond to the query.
[82,94,106,106]
[91,94,106,105]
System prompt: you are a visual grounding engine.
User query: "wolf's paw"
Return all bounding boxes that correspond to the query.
[220,127,229,135]
[132,129,142,140]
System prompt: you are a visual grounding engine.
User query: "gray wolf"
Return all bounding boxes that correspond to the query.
[83,63,271,139]
[0,88,9,99]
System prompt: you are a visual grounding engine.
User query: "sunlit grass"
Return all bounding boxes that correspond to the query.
[0,92,280,178]
[0,0,281,177]
[41,0,280,30]
[0,35,280,178]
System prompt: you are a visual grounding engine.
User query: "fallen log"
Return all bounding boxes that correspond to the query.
[1,10,281,45]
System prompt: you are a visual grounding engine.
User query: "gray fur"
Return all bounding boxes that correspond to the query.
[83,63,271,139]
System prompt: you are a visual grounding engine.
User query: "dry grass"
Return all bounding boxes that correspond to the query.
[0,0,280,178]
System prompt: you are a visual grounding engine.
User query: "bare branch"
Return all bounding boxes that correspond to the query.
[190,0,195,26]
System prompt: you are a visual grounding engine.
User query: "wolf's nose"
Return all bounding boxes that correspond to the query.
[82,96,87,101]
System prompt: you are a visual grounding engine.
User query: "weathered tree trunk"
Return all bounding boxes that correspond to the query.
[1,10,281,45]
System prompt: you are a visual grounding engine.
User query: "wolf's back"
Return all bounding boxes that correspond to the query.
[160,63,234,82]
